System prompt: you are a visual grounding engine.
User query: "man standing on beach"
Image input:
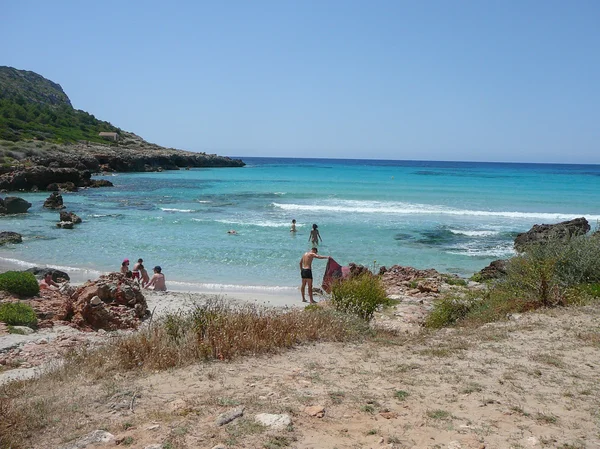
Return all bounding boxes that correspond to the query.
[300,247,330,303]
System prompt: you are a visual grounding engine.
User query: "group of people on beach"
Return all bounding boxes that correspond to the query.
[291,220,330,304]
[120,258,166,291]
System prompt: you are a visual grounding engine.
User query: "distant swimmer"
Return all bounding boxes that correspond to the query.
[290,219,297,233]
[227,229,238,235]
[145,266,167,291]
[299,247,330,304]
[309,224,322,247]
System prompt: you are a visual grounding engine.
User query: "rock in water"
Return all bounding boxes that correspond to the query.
[0,231,22,245]
[514,217,590,252]
[24,267,70,282]
[0,196,32,214]
[44,191,65,209]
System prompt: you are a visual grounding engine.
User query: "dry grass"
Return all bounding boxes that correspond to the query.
[0,299,369,448]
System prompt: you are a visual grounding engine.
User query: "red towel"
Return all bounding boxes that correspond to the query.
[322,258,343,293]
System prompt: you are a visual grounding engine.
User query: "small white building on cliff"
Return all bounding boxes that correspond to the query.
[98,132,119,141]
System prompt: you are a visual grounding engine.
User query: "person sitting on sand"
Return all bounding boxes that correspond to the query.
[300,247,330,304]
[132,258,143,282]
[39,272,60,290]
[290,219,297,233]
[309,224,322,247]
[145,266,167,291]
[120,259,130,275]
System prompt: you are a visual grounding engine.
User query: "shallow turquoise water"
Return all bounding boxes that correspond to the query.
[1,158,599,290]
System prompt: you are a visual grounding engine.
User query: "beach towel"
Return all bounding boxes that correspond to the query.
[322,257,343,293]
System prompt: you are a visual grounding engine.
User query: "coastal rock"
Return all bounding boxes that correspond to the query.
[85,179,114,188]
[0,231,22,245]
[59,211,82,224]
[0,167,84,192]
[216,406,245,426]
[43,191,65,209]
[514,217,590,252]
[475,259,508,281]
[70,273,148,330]
[0,196,32,214]
[57,221,74,229]
[24,267,70,282]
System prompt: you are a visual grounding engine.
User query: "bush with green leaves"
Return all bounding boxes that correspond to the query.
[0,302,37,327]
[0,271,40,297]
[330,273,389,320]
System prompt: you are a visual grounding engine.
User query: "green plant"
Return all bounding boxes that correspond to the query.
[425,295,477,328]
[0,302,37,327]
[331,273,389,320]
[394,390,409,401]
[0,271,40,297]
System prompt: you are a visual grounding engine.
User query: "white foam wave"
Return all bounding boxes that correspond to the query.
[197,200,211,203]
[161,208,195,213]
[0,257,104,276]
[448,229,500,237]
[446,243,517,258]
[215,219,299,228]
[168,280,296,292]
[272,201,600,221]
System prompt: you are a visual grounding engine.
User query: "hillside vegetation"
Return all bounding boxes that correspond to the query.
[0,66,120,143]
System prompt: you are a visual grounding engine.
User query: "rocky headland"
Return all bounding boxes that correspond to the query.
[0,66,245,192]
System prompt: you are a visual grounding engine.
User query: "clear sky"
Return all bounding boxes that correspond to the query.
[2,1,599,163]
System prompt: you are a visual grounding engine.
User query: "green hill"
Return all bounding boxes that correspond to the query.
[0,66,120,143]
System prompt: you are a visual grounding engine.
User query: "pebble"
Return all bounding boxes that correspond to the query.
[215,406,244,426]
[146,424,160,431]
[255,413,292,429]
[304,405,325,418]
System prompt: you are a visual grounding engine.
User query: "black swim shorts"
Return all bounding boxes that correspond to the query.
[301,268,313,279]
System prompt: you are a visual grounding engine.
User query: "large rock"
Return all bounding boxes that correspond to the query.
[0,231,22,245]
[70,273,148,330]
[474,259,508,281]
[43,192,65,209]
[24,267,70,282]
[0,167,85,192]
[514,217,590,252]
[59,211,82,223]
[0,196,32,214]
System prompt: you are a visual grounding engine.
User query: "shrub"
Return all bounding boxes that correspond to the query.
[0,271,40,297]
[331,273,389,320]
[425,295,477,328]
[0,302,37,327]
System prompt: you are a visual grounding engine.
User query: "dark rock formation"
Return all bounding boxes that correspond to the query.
[474,259,508,281]
[0,196,32,214]
[514,217,590,252]
[24,267,70,282]
[59,211,82,223]
[43,192,65,209]
[56,221,74,229]
[0,231,22,245]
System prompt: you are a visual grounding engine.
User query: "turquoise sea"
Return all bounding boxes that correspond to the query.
[1,157,599,292]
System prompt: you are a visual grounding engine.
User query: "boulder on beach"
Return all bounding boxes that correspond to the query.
[0,196,32,214]
[514,217,590,253]
[0,231,23,245]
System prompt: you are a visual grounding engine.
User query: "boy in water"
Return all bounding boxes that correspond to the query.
[290,219,297,233]
[299,247,330,303]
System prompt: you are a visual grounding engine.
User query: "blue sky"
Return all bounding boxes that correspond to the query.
[2,1,599,163]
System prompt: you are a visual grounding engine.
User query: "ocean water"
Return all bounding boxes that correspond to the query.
[1,157,599,291]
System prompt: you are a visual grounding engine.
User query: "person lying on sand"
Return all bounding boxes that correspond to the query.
[145,266,167,291]
[300,247,330,304]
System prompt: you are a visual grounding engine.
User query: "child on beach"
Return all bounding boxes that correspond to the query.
[140,264,150,287]
[145,266,167,291]
[309,224,322,247]
[132,258,143,282]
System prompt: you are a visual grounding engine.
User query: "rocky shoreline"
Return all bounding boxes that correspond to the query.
[0,132,245,192]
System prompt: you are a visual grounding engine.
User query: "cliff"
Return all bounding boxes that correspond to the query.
[0,66,244,191]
